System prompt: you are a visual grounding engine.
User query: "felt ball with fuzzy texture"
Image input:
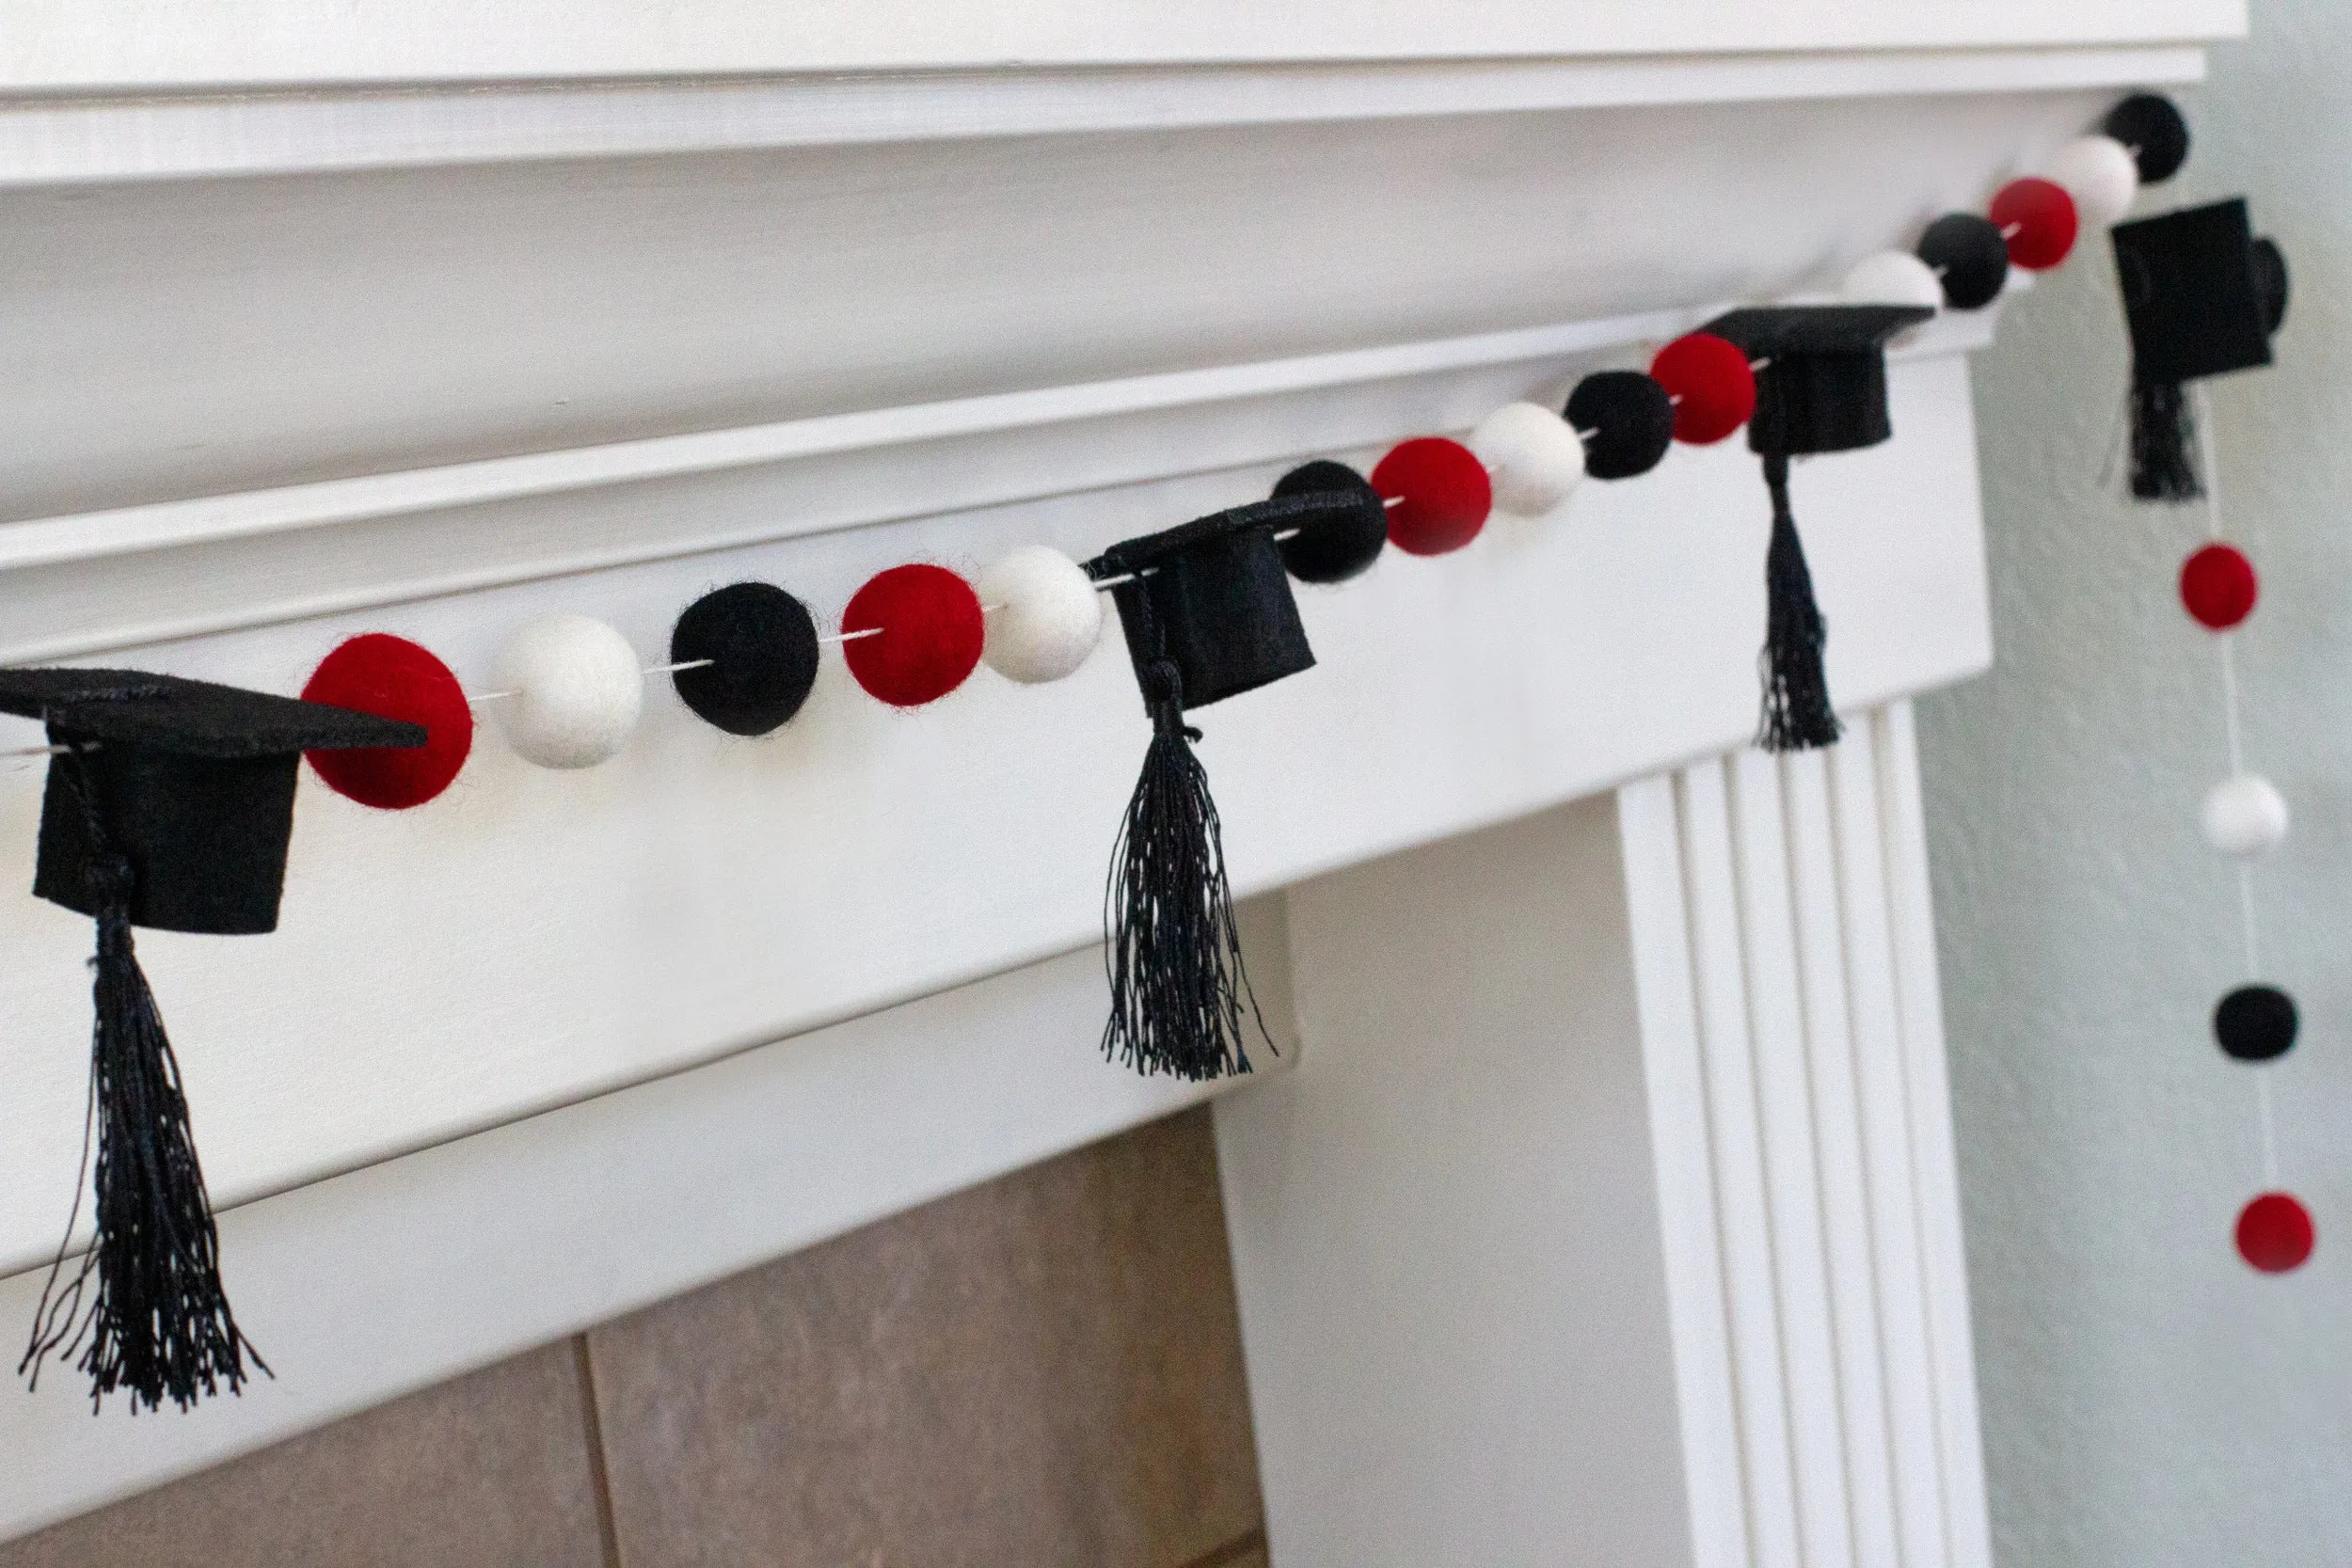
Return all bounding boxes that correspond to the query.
[490,613,644,769]
[2215,985,2298,1062]
[843,563,986,705]
[1991,177,2079,270]
[1274,461,1389,583]
[1565,371,1677,481]
[1373,437,1491,556]
[670,581,819,736]
[2044,135,2140,229]
[2180,543,2257,629]
[976,546,1102,685]
[2201,774,2288,858]
[1917,213,2011,309]
[1841,250,1947,310]
[2236,1192,2314,1274]
[1649,333,1756,445]
[2105,93,2190,185]
[1470,403,1585,516]
[302,633,473,808]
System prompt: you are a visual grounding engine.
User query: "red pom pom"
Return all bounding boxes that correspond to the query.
[301,633,473,809]
[1649,333,1757,445]
[842,563,985,706]
[2236,1191,2314,1274]
[1373,436,1492,556]
[2180,543,2258,629]
[1990,177,2079,271]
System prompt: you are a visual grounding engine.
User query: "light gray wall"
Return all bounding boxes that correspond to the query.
[1917,9,2352,1566]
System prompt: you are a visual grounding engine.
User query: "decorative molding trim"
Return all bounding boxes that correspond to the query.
[0,304,2000,665]
[0,44,2205,188]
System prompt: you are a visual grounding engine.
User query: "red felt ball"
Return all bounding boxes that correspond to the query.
[2236,1191,2315,1274]
[842,563,986,706]
[2180,543,2258,629]
[1649,333,1757,445]
[1990,177,2080,271]
[301,633,473,809]
[1373,436,1493,556]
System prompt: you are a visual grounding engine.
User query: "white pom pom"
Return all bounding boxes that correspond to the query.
[2201,774,2289,858]
[977,545,1104,685]
[1470,402,1585,516]
[490,612,644,769]
[1840,249,1946,310]
[2043,135,2139,230]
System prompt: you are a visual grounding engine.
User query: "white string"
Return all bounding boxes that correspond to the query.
[2193,381,2285,1187]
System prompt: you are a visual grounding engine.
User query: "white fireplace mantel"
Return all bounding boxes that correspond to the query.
[0,10,2236,1551]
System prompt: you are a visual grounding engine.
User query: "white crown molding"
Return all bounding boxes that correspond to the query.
[0,44,2205,188]
[0,303,2001,666]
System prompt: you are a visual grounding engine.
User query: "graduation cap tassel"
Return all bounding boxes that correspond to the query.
[1758,452,1842,752]
[2128,381,2203,501]
[1101,657,1263,1082]
[21,752,263,1412]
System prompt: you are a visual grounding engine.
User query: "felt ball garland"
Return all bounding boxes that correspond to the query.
[2236,1192,2314,1274]
[2181,543,2258,630]
[6,112,2167,1416]
[842,563,987,706]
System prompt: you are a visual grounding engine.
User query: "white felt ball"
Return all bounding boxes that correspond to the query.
[490,612,644,769]
[1840,249,1947,310]
[1470,402,1586,516]
[2201,774,2289,858]
[976,545,1104,685]
[2044,135,2139,230]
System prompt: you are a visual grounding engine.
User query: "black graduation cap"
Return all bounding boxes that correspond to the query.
[2,668,421,1414]
[1079,492,1353,1087]
[0,668,425,934]
[1698,305,1931,752]
[2110,199,2288,501]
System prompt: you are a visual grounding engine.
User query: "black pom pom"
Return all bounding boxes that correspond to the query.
[2129,381,2202,501]
[1274,461,1388,584]
[2253,237,2290,336]
[2216,985,2298,1062]
[1565,371,1676,480]
[1757,454,1840,752]
[1917,214,2012,310]
[2105,93,2191,183]
[670,582,820,736]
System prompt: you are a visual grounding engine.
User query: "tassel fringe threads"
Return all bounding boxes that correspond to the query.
[2129,380,2203,502]
[1101,662,1266,1082]
[1758,453,1843,753]
[21,756,263,1413]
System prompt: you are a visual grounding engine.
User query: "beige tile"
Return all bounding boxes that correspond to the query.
[0,1341,608,1568]
[589,1105,1264,1568]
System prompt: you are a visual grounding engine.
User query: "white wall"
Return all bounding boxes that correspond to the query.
[1916,10,2352,1565]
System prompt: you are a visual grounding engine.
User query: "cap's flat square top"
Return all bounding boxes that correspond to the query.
[0,668,425,757]
[1701,304,1935,357]
[2111,197,2272,385]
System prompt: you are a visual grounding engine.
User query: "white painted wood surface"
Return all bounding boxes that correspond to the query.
[0,0,2241,89]
[1216,705,1989,1567]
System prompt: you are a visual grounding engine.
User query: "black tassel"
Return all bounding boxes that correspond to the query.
[2128,380,2203,501]
[21,753,263,1413]
[1100,660,1266,1082]
[1758,452,1842,752]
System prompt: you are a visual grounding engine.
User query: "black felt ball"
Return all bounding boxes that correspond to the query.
[2215,984,2298,1062]
[1565,371,1676,481]
[1917,214,2012,310]
[2105,93,2191,184]
[1273,460,1389,584]
[670,581,820,736]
